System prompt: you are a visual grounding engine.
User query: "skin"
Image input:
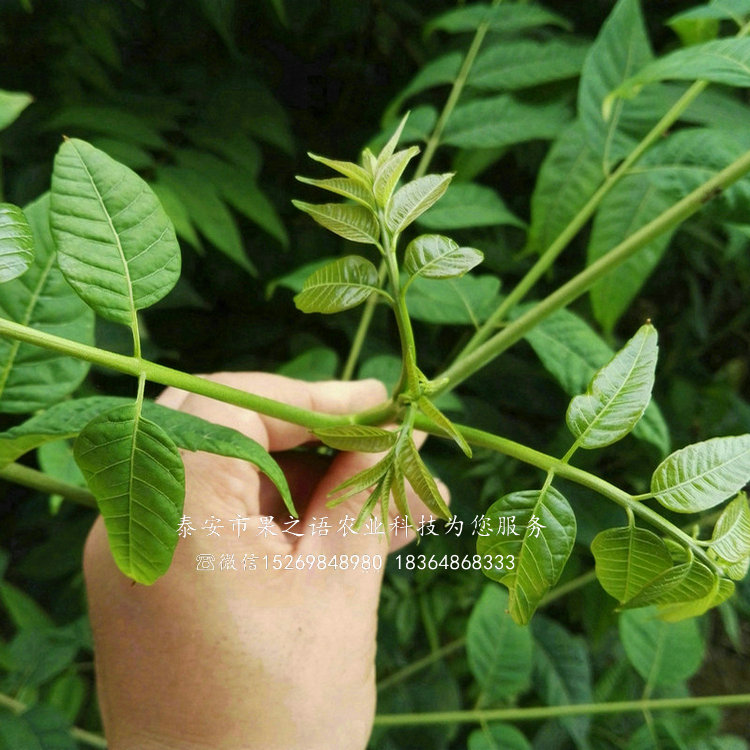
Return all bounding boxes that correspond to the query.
[83,373,449,750]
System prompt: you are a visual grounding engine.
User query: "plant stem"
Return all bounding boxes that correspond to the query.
[373,692,750,727]
[438,146,750,393]
[0,462,96,507]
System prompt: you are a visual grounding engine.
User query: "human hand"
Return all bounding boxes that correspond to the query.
[83,373,449,750]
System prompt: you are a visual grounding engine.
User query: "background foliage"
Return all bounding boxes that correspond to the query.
[1,0,750,747]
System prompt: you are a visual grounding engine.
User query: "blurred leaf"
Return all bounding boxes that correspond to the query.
[0,88,33,130]
[89,137,154,170]
[387,174,453,234]
[466,585,533,701]
[5,627,80,689]
[670,0,750,24]
[0,704,76,750]
[404,234,483,280]
[197,0,237,53]
[293,201,379,245]
[468,723,531,750]
[294,256,380,314]
[0,580,54,630]
[0,203,33,283]
[276,346,338,381]
[426,4,569,35]
[406,274,501,325]
[47,669,86,724]
[151,181,202,251]
[417,183,524,231]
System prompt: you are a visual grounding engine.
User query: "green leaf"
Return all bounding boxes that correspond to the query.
[294,255,380,314]
[468,724,532,750]
[466,585,533,701]
[404,234,483,280]
[477,487,576,625]
[525,310,669,455]
[292,201,379,245]
[442,95,571,149]
[417,182,524,231]
[0,203,34,283]
[276,346,339,381]
[619,607,704,685]
[670,0,750,25]
[385,53,462,115]
[376,112,411,167]
[306,152,372,187]
[0,195,94,414]
[0,580,54,630]
[74,403,185,585]
[531,616,592,749]
[397,437,451,520]
[0,89,33,131]
[711,492,750,563]
[406,274,501,325]
[313,425,397,453]
[296,176,375,210]
[386,173,453,234]
[578,0,654,173]
[373,146,420,207]
[50,139,181,324]
[417,396,472,457]
[652,435,750,513]
[657,577,735,621]
[470,39,590,91]
[150,180,202,251]
[426,3,570,35]
[327,452,393,505]
[566,324,658,449]
[5,626,80,689]
[525,121,602,255]
[47,669,87,723]
[0,704,76,750]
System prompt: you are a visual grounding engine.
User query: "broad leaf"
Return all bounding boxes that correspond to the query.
[711,492,750,563]
[292,201,379,245]
[74,403,185,584]
[466,585,533,701]
[566,324,658,449]
[373,146,420,207]
[295,176,375,210]
[50,139,181,324]
[417,183,524,231]
[619,607,704,685]
[313,425,397,453]
[652,435,750,512]
[386,174,453,234]
[0,195,94,413]
[477,487,576,625]
[0,203,33,283]
[294,256,380,314]
[397,437,451,519]
[578,0,654,173]
[0,89,33,131]
[406,274,501,325]
[443,95,571,149]
[404,234,483,280]
[591,526,673,604]
[657,577,735,621]
[426,3,569,35]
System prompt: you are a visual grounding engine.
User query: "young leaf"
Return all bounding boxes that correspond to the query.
[292,201,380,245]
[295,176,375,210]
[397,437,450,519]
[386,173,453,234]
[373,146,420,207]
[294,256,380,314]
[657,577,734,622]
[651,435,750,512]
[306,152,372,187]
[0,203,34,283]
[591,526,673,604]
[74,404,185,585]
[404,234,483,281]
[50,139,181,324]
[477,487,576,625]
[0,195,94,414]
[417,395,472,457]
[353,469,392,531]
[0,88,33,131]
[391,464,415,530]
[619,607,705,685]
[376,112,411,167]
[710,492,750,563]
[566,323,658,449]
[313,425,397,453]
[466,585,533,702]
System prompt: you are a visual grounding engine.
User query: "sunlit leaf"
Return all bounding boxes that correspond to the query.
[294,255,380,314]
[293,201,379,245]
[404,234,483,281]
[386,173,453,234]
[313,425,397,453]
[652,435,750,512]
[566,324,658,449]
[376,112,411,167]
[296,176,375,210]
[0,203,33,283]
[307,152,372,187]
[50,139,181,324]
[478,487,576,625]
[373,146,420,207]
[711,492,750,563]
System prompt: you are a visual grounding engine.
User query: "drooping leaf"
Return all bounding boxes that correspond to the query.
[386,173,453,234]
[443,95,571,149]
[404,234,483,280]
[652,435,750,512]
[406,274,501,325]
[417,182,524,231]
[50,139,181,324]
[293,201,379,245]
[478,487,576,625]
[0,195,94,414]
[294,255,380,314]
[525,121,602,255]
[313,425,397,453]
[656,577,735,621]
[373,146,420,207]
[591,526,673,604]
[295,176,375,210]
[578,0,654,173]
[0,203,34,283]
[468,723,532,750]
[0,88,33,131]
[566,324,658,449]
[466,585,533,701]
[426,3,569,35]
[619,607,705,685]
[397,437,451,519]
[711,492,750,563]
[74,403,185,585]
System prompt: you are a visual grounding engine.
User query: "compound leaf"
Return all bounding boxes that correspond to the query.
[652,435,750,512]
[50,138,181,325]
[0,203,33,283]
[397,437,451,519]
[404,234,483,280]
[74,403,185,585]
[566,324,658,449]
[373,146,420,207]
[306,153,372,187]
[295,177,375,210]
[292,201,379,245]
[313,425,397,453]
[386,174,453,234]
[710,492,750,563]
[477,487,576,625]
[294,255,380,314]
